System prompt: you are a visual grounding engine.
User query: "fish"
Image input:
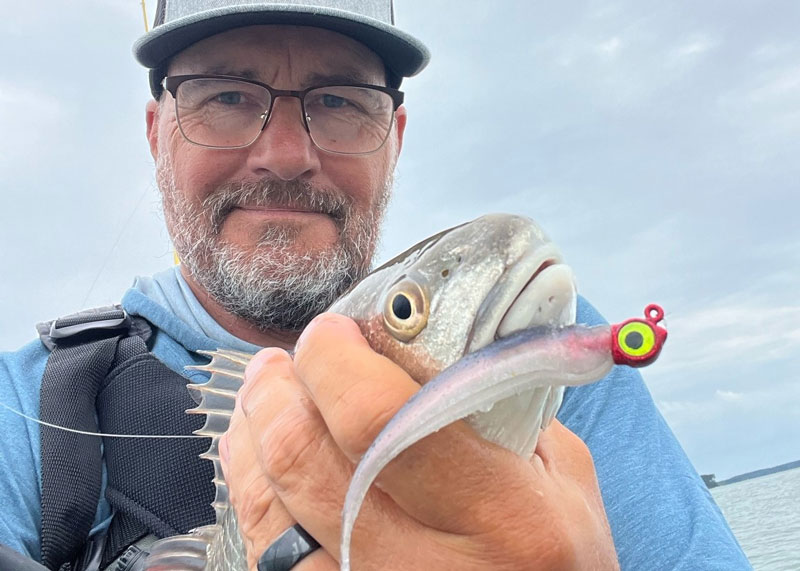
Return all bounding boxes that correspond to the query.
[142,213,603,570]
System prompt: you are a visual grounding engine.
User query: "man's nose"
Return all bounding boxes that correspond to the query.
[244,97,321,181]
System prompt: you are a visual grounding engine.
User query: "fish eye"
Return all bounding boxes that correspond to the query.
[392,294,413,319]
[616,321,656,357]
[383,279,429,342]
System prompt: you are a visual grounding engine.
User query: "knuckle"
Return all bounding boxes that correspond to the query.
[554,422,597,474]
[570,435,598,476]
[236,479,276,537]
[572,434,593,462]
[261,401,325,492]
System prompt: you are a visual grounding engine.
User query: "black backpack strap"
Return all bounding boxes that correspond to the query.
[36,307,147,571]
[36,306,212,571]
[97,337,214,567]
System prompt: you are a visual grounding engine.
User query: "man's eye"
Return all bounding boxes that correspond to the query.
[214,91,243,105]
[321,94,348,108]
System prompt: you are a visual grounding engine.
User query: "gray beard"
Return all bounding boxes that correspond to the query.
[156,153,391,332]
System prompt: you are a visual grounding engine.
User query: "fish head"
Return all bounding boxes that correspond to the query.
[328,213,577,383]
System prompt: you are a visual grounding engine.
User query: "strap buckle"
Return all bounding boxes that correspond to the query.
[48,309,131,340]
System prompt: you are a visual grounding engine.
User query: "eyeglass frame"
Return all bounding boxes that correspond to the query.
[162,74,405,155]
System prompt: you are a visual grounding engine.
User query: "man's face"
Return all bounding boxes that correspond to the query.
[146,25,406,332]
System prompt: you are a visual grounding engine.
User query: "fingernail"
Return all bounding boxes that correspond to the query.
[295,314,324,350]
[296,312,346,351]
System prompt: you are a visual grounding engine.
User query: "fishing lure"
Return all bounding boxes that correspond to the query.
[339,304,667,571]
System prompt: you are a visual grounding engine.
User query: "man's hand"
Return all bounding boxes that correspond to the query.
[220,313,619,571]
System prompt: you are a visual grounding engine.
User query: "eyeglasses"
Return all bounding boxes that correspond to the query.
[163,75,404,155]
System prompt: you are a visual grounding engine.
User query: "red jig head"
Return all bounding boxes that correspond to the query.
[610,304,667,367]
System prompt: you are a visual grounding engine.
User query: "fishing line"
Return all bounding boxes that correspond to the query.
[79,2,153,308]
[81,185,150,308]
[0,400,206,439]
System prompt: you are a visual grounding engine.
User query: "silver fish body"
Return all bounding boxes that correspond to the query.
[144,213,579,571]
[339,322,618,570]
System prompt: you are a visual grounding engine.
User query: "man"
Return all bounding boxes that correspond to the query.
[0,2,750,570]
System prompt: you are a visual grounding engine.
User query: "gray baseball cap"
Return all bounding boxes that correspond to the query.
[134,0,430,97]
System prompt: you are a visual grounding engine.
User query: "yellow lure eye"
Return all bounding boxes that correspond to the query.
[617,321,656,357]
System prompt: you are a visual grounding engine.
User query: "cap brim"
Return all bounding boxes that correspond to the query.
[133,4,430,81]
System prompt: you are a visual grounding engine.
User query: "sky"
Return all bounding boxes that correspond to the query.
[0,1,798,480]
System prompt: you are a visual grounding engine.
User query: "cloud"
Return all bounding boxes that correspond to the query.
[0,81,65,127]
[672,34,718,58]
[657,382,800,435]
[748,65,800,102]
[0,83,66,170]
[597,37,622,56]
[653,300,800,377]
[715,63,800,148]
[656,381,800,477]
[716,390,744,402]
[750,41,798,62]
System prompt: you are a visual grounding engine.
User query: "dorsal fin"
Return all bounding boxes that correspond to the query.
[145,350,252,570]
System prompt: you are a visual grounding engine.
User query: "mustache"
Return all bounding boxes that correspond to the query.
[201,179,354,231]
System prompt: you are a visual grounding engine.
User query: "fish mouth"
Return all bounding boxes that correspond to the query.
[465,244,576,353]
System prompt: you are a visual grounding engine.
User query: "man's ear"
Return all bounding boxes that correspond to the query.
[145,99,159,160]
[394,104,408,156]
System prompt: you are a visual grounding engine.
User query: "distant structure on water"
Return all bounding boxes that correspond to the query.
[702,460,800,488]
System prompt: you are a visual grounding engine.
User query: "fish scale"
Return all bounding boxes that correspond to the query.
[144,214,583,570]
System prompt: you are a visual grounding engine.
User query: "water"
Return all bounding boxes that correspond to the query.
[711,467,800,570]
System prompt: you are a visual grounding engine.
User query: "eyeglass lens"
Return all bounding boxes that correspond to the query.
[174,78,395,154]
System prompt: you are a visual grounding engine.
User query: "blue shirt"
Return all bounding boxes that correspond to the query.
[0,267,751,569]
